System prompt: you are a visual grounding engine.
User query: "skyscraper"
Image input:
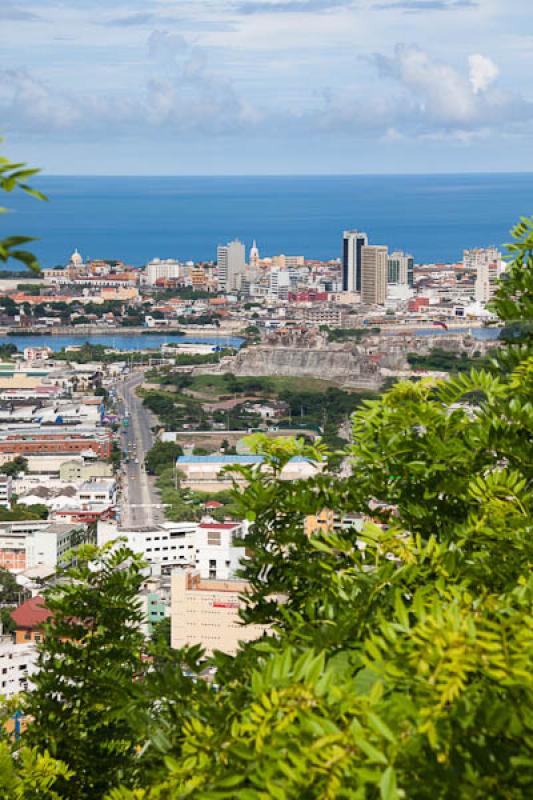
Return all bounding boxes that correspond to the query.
[361,245,388,305]
[342,230,368,292]
[387,251,414,288]
[217,240,246,292]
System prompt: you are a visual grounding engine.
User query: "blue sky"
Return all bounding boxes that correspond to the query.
[1,0,532,174]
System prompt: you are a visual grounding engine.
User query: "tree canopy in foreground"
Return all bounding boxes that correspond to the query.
[1,218,532,800]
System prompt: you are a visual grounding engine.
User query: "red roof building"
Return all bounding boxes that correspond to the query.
[11,595,51,644]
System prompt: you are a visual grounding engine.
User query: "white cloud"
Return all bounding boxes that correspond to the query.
[372,44,532,132]
[468,53,499,94]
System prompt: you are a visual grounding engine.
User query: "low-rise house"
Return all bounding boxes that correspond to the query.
[176,454,322,491]
[10,595,51,644]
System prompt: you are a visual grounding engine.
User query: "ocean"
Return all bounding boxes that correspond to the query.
[3,174,533,269]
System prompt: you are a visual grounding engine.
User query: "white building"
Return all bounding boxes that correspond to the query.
[464,248,504,305]
[0,522,90,572]
[268,268,291,301]
[23,346,53,363]
[176,455,322,492]
[342,230,368,293]
[97,519,246,579]
[78,480,116,506]
[387,252,414,288]
[143,259,182,286]
[217,240,246,292]
[0,474,12,509]
[0,637,38,697]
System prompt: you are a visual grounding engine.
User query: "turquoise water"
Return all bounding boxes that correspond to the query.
[4,334,244,352]
[4,174,533,267]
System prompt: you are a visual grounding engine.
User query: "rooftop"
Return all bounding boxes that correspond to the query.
[176,455,310,464]
[10,595,51,629]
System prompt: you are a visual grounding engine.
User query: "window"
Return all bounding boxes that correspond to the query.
[207,532,221,546]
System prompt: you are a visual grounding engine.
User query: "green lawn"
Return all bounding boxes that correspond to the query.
[188,373,334,398]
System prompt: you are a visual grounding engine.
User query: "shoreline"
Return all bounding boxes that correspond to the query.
[0,326,246,338]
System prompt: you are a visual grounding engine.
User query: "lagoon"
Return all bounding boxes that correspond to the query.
[4,333,245,352]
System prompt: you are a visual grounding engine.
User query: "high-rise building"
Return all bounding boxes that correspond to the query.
[268,268,291,300]
[217,240,246,292]
[361,245,388,305]
[464,248,503,305]
[342,231,368,292]
[388,251,414,288]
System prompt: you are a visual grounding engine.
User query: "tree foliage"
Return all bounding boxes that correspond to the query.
[0,145,46,273]
[23,544,146,800]
[1,219,532,799]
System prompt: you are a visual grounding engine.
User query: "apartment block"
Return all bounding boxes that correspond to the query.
[171,570,269,655]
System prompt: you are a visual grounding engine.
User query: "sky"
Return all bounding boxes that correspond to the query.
[1,0,532,174]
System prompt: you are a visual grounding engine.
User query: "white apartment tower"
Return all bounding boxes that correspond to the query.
[361,245,388,305]
[268,268,291,301]
[217,240,246,292]
[388,251,414,288]
[342,230,368,292]
[465,248,503,305]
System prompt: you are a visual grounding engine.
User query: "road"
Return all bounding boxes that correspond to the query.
[115,370,165,529]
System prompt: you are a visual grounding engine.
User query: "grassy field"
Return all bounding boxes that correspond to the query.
[188,373,334,399]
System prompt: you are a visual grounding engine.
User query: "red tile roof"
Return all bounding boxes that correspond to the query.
[11,595,52,629]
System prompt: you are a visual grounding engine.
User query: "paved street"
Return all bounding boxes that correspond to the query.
[115,370,165,529]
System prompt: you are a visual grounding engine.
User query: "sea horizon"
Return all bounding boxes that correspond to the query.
[5,173,533,268]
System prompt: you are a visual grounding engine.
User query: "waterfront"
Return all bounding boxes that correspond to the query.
[385,327,500,340]
[3,333,245,352]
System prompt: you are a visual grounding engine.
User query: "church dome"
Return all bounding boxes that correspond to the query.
[70,248,83,266]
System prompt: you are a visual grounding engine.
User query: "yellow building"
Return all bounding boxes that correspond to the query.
[171,570,269,656]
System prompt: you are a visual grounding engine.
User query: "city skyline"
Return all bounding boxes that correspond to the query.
[1,1,533,175]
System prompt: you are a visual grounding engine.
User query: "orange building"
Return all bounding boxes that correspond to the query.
[11,595,51,644]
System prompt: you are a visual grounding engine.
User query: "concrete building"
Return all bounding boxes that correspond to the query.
[361,245,388,305]
[60,460,113,482]
[388,252,414,288]
[0,474,12,509]
[464,248,503,305]
[23,346,53,362]
[176,455,322,491]
[97,519,246,579]
[0,522,91,572]
[0,636,38,697]
[342,230,368,293]
[271,254,305,269]
[268,268,291,301]
[143,258,182,286]
[78,480,116,505]
[171,569,269,655]
[0,430,112,459]
[217,240,246,292]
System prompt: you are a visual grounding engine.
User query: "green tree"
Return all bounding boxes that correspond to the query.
[24,544,146,800]
[0,146,47,273]
[0,566,21,603]
[3,219,533,800]
[110,220,532,798]
[0,456,28,477]
[144,440,183,476]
